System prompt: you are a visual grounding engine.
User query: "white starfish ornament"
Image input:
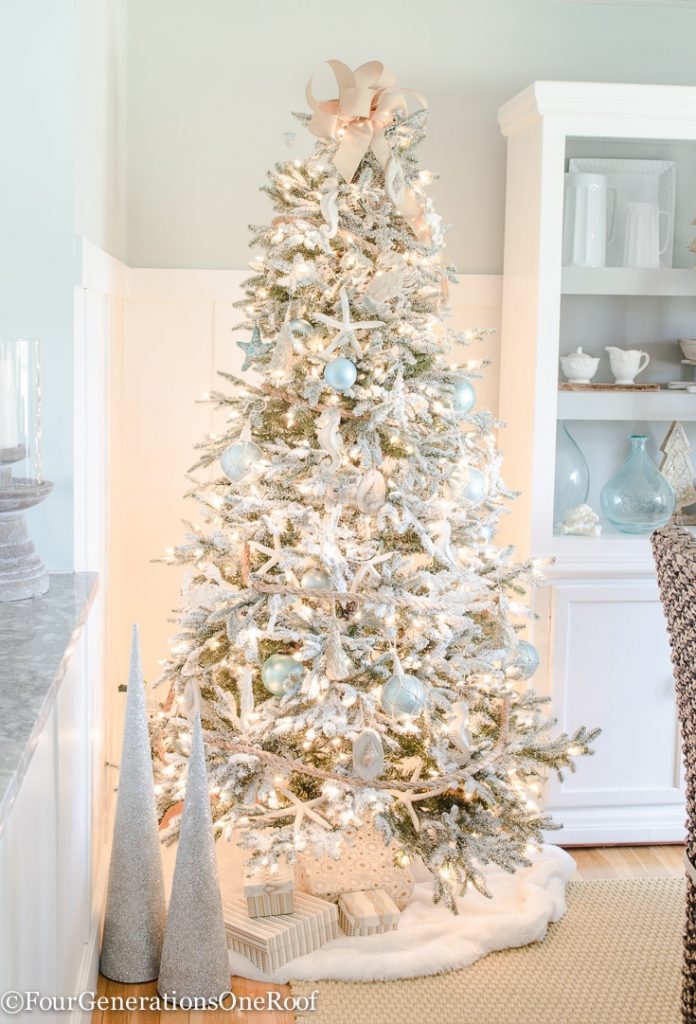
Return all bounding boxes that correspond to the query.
[313,288,384,358]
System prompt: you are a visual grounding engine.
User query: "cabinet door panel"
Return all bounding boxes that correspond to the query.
[2,711,58,1013]
[546,579,682,811]
[56,635,92,995]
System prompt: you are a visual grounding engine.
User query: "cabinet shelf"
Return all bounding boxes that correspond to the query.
[557,388,696,420]
[562,267,696,296]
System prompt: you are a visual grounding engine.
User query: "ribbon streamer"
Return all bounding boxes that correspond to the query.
[306,60,430,242]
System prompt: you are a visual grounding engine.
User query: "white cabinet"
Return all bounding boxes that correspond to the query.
[0,576,104,1023]
[497,82,696,843]
[543,577,683,843]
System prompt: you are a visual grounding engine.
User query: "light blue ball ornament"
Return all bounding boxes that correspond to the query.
[459,466,487,506]
[324,357,357,392]
[261,654,305,696]
[453,380,476,415]
[301,567,332,591]
[220,440,261,482]
[510,641,540,680]
[381,673,427,718]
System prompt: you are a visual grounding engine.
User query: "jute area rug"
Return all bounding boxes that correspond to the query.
[291,877,684,1024]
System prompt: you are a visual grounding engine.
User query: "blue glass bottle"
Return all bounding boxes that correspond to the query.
[554,422,590,525]
[600,434,675,534]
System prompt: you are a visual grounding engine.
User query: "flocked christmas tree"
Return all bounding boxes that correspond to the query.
[155,60,598,909]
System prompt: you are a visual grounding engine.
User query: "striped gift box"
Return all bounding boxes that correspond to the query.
[244,869,294,918]
[223,891,339,974]
[338,888,401,937]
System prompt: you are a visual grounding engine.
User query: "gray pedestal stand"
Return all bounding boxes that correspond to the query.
[0,446,53,602]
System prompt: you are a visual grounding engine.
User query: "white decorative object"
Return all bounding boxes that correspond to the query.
[158,714,230,1003]
[356,468,386,514]
[568,157,676,268]
[101,626,166,983]
[316,406,344,471]
[679,339,696,361]
[296,824,415,910]
[352,728,384,781]
[605,346,650,385]
[622,201,670,269]
[325,622,353,681]
[562,172,615,267]
[244,866,294,918]
[559,347,600,384]
[319,177,340,238]
[557,503,602,536]
[313,287,384,359]
[223,891,339,974]
[448,701,473,753]
[338,888,400,936]
[365,269,405,302]
[659,421,696,525]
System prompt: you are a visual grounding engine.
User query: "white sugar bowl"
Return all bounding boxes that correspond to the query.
[560,347,600,384]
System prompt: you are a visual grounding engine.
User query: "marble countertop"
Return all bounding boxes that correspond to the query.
[0,572,98,834]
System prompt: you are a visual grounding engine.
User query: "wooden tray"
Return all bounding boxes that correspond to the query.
[559,382,662,392]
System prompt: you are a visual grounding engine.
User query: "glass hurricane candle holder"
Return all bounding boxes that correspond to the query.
[0,339,53,600]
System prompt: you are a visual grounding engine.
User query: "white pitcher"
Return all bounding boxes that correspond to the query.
[623,201,671,269]
[563,173,616,268]
[606,346,650,385]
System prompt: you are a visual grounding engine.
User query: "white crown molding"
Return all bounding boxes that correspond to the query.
[498,80,696,136]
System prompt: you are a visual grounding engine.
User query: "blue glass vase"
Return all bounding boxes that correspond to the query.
[554,422,590,525]
[600,434,675,534]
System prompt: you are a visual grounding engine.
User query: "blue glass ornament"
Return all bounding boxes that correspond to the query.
[459,466,487,506]
[300,567,332,591]
[601,434,675,535]
[324,357,357,391]
[220,440,261,482]
[511,640,540,680]
[261,654,305,696]
[453,380,476,415]
[554,422,590,524]
[381,673,427,717]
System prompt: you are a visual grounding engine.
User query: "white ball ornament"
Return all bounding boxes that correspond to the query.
[220,440,261,482]
[453,380,476,415]
[300,567,332,591]
[510,641,540,680]
[459,466,487,506]
[381,673,427,718]
[261,654,305,696]
[324,357,357,392]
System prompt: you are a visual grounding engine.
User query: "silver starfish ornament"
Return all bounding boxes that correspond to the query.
[236,323,273,371]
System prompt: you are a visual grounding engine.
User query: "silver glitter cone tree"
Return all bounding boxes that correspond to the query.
[101,624,166,983]
[158,713,230,1003]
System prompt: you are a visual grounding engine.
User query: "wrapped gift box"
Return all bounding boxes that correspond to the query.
[338,888,401,936]
[244,867,294,918]
[223,891,339,974]
[296,824,415,909]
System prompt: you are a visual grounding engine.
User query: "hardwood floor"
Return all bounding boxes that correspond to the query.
[92,844,685,1024]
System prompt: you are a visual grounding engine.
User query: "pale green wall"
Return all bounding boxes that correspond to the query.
[0,0,126,570]
[75,0,128,263]
[126,0,696,273]
[0,1,76,568]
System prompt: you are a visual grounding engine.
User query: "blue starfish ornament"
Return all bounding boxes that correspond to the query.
[236,323,273,371]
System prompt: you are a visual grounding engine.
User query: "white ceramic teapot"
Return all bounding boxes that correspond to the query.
[559,347,600,384]
[605,346,650,386]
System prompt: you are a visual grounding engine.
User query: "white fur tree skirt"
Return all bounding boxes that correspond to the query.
[227,845,576,983]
